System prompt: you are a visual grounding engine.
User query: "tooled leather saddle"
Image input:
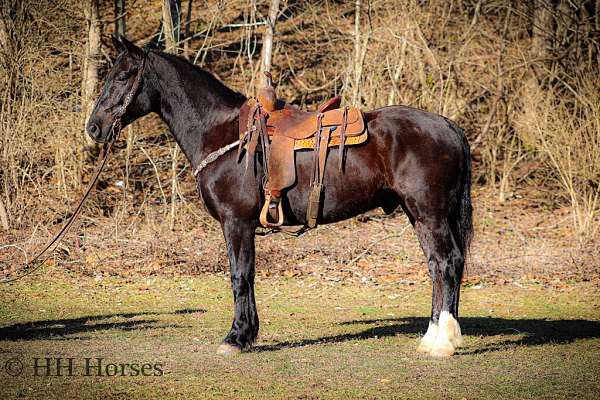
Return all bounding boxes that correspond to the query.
[238,72,368,229]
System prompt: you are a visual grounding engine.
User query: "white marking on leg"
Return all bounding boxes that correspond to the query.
[216,343,241,356]
[417,320,438,353]
[440,310,463,347]
[430,311,462,357]
[452,316,464,347]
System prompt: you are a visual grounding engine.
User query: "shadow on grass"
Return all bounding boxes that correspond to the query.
[0,308,204,341]
[252,317,600,353]
[5,311,598,354]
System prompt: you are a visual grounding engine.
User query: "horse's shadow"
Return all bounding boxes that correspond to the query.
[3,311,599,355]
[0,308,203,341]
[252,316,600,354]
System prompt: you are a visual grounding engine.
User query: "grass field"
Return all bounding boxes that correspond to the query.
[1,272,599,399]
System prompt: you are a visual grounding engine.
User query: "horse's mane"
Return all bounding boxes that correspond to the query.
[150,50,246,104]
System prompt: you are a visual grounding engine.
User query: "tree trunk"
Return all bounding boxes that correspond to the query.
[82,0,102,149]
[0,12,8,52]
[183,0,192,60]
[162,0,181,53]
[0,197,9,231]
[259,0,280,86]
[114,0,126,36]
[531,0,553,60]
[596,0,600,31]
[0,4,16,99]
[351,0,362,105]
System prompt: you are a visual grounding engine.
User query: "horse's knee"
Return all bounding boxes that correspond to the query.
[440,257,463,288]
[448,250,464,281]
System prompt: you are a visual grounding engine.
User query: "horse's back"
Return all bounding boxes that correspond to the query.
[207,104,471,226]
[365,105,466,154]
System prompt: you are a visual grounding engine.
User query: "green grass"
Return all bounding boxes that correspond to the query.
[0,272,599,399]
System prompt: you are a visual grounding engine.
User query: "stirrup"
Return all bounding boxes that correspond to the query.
[259,193,284,228]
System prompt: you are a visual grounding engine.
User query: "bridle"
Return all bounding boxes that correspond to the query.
[108,55,146,142]
[0,53,147,283]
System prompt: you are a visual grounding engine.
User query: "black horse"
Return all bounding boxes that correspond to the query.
[87,37,473,358]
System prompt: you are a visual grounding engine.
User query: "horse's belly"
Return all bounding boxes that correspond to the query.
[284,143,388,225]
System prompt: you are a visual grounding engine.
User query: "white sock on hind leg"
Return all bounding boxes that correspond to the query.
[438,311,463,348]
[417,321,438,353]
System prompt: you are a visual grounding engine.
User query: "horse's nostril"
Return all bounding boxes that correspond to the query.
[87,123,100,137]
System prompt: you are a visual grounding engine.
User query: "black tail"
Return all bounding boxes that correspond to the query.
[457,128,473,259]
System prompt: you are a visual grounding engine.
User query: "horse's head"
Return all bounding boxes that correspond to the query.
[86,36,153,143]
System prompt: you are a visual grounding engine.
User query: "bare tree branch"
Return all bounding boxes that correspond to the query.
[259,0,280,86]
[114,0,126,36]
[81,0,102,150]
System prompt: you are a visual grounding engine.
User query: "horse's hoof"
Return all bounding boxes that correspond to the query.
[452,334,464,348]
[429,344,455,358]
[216,343,241,356]
[416,341,432,353]
[438,311,463,349]
[417,321,438,353]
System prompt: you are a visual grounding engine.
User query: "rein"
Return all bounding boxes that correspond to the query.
[0,55,146,283]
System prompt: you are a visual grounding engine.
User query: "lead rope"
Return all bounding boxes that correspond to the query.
[0,54,146,283]
[1,141,113,283]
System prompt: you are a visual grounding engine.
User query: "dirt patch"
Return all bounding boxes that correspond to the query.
[1,187,597,289]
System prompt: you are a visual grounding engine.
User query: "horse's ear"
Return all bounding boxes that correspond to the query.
[121,36,143,58]
[111,34,125,52]
[113,35,144,59]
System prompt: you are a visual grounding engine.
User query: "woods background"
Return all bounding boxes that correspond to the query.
[0,0,598,280]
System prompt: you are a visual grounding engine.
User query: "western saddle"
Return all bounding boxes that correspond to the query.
[238,73,368,229]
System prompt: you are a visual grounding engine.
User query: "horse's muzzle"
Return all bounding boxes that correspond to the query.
[87,122,100,137]
[86,120,109,143]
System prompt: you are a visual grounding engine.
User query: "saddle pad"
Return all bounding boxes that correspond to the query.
[294,131,368,150]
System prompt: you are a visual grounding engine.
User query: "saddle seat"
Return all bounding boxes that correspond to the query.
[318,96,342,112]
[266,102,365,141]
[238,76,368,230]
[241,99,367,147]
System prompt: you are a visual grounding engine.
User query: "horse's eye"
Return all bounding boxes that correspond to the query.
[116,74,129,83]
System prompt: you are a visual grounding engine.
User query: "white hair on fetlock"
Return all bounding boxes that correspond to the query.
[417,320,439,353]
[427,311,464,357]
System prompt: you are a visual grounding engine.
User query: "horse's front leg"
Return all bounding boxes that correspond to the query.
[217,219,259,355]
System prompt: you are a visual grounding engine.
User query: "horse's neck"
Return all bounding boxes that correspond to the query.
[150,53,244,168]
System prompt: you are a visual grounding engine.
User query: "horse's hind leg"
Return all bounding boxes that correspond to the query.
[413,215,465,357]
